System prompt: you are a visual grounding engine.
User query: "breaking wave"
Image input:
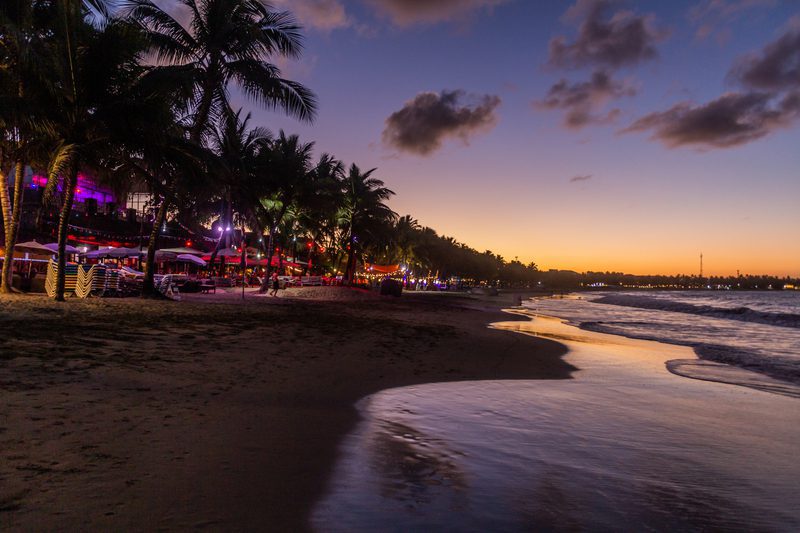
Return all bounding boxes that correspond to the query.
[593,294,800,329]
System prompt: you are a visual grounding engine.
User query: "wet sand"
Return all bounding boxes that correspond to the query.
[310,309,800,530]
[0,289,571,530]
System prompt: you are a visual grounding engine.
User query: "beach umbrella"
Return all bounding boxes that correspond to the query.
[155,250,178,261]
[215,247,241,257]
[14,240,54,255]
[116,247,147,258]
[176,254,207,266]
[44,242,79,254]
[83,248,113,259]
[156,247,205,256]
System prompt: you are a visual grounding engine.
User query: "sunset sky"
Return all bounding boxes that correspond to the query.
[170,0,799,276]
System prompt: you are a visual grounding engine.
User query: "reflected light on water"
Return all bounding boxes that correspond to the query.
[312,313,800,531]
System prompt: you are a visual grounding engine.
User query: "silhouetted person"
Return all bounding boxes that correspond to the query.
[270,272,280,297]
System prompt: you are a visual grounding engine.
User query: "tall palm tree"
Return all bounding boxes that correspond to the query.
[112,101,212,296]
[125,0,317,142]
[254,130,313,290]
[337,164,396,284]
[0,0,57,292]
[392,214,420,271]
[36,9,148,300]
[207,107,270,272]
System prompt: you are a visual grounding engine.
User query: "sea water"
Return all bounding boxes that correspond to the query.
[312,294,800,531]
[529,291,800,387]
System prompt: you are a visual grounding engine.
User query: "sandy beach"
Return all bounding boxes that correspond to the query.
[0,289,571,530]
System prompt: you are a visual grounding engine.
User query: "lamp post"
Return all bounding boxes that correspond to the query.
[241,226,246,301]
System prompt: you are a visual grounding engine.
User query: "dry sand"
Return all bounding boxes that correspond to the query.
[0,288,571,531]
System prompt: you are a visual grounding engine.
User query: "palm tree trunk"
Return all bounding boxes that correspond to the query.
[208,195,231,275]
[54,166,78,301]
[258,226,276,293]
[11,161,24,243]
[343,234,357,285]
[1,162,25,293]
[0,165,12,293]
[142,195,169,296]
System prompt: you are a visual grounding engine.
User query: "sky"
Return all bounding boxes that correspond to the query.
[172,0,799,276]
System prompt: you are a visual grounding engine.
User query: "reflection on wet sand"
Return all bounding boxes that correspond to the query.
[313,310,800,531]
[367,420,467,506]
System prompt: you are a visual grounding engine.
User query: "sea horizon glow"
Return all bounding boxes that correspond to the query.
[161,0,799,276]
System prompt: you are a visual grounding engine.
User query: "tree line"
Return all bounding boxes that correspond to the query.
[540,270,800,290]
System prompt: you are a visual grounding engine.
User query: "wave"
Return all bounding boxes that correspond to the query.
[593,294,800,329]
[580,321,800,386]
[665,359,800,399]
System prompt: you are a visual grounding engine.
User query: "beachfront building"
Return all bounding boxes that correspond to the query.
[3,167,202,250]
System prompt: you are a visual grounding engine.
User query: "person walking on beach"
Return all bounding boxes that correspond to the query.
[270,272,280,297]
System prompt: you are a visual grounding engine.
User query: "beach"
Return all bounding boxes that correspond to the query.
[0,289,571,530]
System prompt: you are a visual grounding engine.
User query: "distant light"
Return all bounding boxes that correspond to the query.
[218,227,223,233]
[226,226,231,231]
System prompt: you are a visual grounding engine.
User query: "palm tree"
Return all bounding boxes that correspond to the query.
[0,0,57,292]
[392,214,420,271]
[112,103,212,296]
[207,107,270,272]
[125,0,316,142]
[337,164,396,284]
[254,131,313,291]
[36,9,148,300]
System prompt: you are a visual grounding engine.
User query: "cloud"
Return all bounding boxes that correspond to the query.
[569,174,593,183]
[364,0,508,27]
[534,70,635,128]
[382,90,501,155]
[270,0,349,31]
[728,28,800,91]
[620,91,800,149]
[548,0,668,69]
[688,0,776,42]
[624,25,800,149]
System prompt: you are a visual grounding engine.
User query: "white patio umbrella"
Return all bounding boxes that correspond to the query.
[177,254,207,266]
[157,247,205,256]
[116,247,147,257]
[83,247,119,259]
[155,249,178,261]
[83,246,141,259]
[13,240,54,255]
[44,242,79,254]
[215,247,241,257]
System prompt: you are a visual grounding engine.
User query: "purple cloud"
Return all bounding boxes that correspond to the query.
[729,28,800,91]
[620,91,800,149]
[383,90,501,156]
[365,0,508,27]
[534,70,635,129]
[548,0,668,69]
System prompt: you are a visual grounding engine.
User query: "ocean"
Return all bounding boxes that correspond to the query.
[312,291,800,531]
[529,290,800,388]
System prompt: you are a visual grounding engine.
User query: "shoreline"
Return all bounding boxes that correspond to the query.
[313,309,800,530]
[0,290,572,530]
[524,293,800,397]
